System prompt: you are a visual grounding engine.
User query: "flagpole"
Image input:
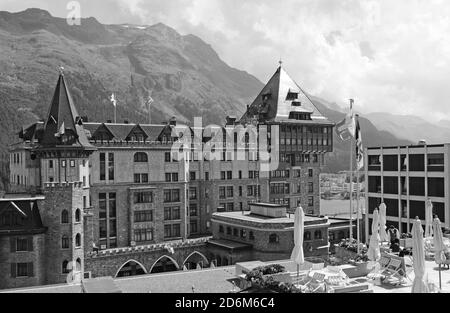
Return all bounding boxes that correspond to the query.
[349,100,354,240]
[356,166,360,254]
[148,98,151,124]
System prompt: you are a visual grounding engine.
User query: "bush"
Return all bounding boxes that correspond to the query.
[245,264,302,293]
[338,238,367,254]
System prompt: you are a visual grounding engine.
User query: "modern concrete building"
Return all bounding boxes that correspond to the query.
[364,143,450,241]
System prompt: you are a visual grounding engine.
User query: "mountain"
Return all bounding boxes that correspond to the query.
[0,8,263,141]
[365,112,450,144]
[0,8,413,188]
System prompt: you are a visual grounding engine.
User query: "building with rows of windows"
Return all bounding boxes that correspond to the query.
[2,64,335,288]
[364,143,450,240]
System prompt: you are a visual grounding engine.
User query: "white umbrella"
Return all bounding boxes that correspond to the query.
[425,201,434,238]
[291,206,305,279]
[433,217,446,290]
[411,219,429,293]
[368,209,381,262]
[378,203,389,242]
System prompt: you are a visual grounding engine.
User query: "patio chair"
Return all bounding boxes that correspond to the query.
[380,258,407,286]
[308,272,326,293]
[326,275,345,286]
[379,256,390,269]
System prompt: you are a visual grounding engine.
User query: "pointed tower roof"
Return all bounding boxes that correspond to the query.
[38,72,95,150]
[240,66,332,124]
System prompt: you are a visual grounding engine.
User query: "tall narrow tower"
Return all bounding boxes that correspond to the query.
[33,70,96,284]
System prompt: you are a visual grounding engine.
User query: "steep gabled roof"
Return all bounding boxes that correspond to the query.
[39,73,95,150]
[84,123,167,141]
[240,66,331,124]
[0,200,45,234]
[125,124,149,141]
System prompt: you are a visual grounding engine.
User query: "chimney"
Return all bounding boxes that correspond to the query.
[107,120,112,123]
[225,115,237,126]
[169,117,177,126]
[124,120,129,124]
[81,116,89,123]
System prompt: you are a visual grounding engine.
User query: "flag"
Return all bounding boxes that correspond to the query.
[355,115,364,170]
[110,93,117,107]
[335,113,355,141]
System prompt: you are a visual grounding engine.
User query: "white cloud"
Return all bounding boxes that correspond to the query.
[2,0,450,121]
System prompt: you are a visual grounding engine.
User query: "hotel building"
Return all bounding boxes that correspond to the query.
[364,143,450,240]
[2,64,335,288]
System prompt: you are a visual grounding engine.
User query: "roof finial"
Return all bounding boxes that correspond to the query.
[59,66,65,76]
[278,58,283,68]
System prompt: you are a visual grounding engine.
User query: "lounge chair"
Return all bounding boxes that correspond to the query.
[306,272,326,293]
[380,258,407,286]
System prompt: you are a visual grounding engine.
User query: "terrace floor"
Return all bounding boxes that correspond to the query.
[2,259,449,293]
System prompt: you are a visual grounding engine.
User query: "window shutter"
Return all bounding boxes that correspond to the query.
[27,262,34,277]
[10,263,16,278]
[10,237,16,253]
[27,236,34,252]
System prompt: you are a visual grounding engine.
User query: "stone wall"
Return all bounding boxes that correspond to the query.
[84,239,211,278]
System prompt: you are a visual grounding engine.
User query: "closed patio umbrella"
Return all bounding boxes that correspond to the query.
[368,209,381,262]
[412,219,429,293]
[291,206,305,279]
[378,203,389,242]
[433,217,446,290]
[425,200,434,238]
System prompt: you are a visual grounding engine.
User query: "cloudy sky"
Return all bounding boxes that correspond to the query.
[1,0,450,122]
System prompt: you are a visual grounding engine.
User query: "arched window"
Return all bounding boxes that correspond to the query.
[62,235,69,249]
[249,231,255,240]
[304,231,311,241]
[76,258,82,272]
[134,152,148,163]
[61,210,69,224]
[75,209,81,223]
[314,230,322,240]
[269,233,279,244]
[75,233,81,247]
[62,260,70,274]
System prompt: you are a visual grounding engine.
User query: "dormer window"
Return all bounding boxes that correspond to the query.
[262,92,271,102]
[286,91,298,101]
[289,112,312,120]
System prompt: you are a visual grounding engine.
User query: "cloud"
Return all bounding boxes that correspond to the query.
[1,0,450,121]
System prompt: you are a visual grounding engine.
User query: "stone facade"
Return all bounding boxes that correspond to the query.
[40,182,86,285]
[84,239,211,278]
[0,233,46,289]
